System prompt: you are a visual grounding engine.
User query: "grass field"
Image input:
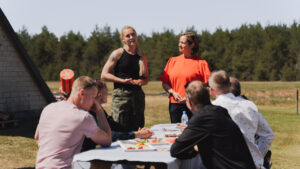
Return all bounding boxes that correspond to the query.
[1,81,300,169]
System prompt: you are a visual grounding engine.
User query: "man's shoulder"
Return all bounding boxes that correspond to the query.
[45,101,74,110]
[237,98,258,112]
[195,104,228,118]
[44,101,90,117]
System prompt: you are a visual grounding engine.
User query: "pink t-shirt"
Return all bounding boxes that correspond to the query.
[35,101,99,169]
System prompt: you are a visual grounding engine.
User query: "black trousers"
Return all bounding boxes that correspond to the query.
[169,103,193,123]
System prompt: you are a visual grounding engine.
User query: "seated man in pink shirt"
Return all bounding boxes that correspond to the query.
[34,76,112,169]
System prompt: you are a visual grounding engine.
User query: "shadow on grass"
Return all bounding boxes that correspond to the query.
[0,118,38,139]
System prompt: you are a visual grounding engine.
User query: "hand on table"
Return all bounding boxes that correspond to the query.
[135,127,153,139]
[180,124,187,132]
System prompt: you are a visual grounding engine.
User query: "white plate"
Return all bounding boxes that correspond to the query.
[118,140,157,152]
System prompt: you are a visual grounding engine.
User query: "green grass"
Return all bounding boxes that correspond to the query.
[1,81,300,168]
[258,106,300,169]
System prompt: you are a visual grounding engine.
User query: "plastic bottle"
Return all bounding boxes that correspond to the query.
[181,111,188,125]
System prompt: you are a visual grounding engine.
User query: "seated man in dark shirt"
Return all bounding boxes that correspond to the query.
[170,81,256,169]
[82,80,153,152]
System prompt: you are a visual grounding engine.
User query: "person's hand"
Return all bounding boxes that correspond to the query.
[91,99,103,113]
[180,124,187,132]
[171,91,184,102]
[131,79,143,86]
[122,78,133,84]
[194,145,199,152]
[178,97,186,104]
[135,128,153,139]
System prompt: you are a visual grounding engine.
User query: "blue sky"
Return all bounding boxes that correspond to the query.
[1,0,300,37]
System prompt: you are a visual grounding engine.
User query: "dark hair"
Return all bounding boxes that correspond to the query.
[230,77,241,97]
[95,80,107,91]
[180,32,199,55]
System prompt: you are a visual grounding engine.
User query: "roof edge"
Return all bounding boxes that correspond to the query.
[0,8,56,103]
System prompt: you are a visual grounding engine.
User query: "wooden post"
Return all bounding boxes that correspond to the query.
[297,89,299,115]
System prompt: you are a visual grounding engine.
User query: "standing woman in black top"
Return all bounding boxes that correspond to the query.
[101,26,148,132]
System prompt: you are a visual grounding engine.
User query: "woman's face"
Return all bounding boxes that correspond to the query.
[122,28,138,47]
[178,35,193,54]
[95,86,108,104]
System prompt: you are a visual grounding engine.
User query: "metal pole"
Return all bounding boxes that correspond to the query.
[297,89,299,115]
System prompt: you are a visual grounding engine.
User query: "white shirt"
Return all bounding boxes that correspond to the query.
[212,93,274,169]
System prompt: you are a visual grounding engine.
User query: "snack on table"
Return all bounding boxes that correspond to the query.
[165,138,175,143]
[119,140,156,152]
[149,138,168,144]
[165,133,177,137]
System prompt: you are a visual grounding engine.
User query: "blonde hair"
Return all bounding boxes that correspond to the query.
[121,25,146,78]
[208,70,230,93]
[121,26,136,40]
[70,76,96,97]
[186,81,211,106]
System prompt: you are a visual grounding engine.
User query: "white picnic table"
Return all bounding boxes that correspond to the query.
[72,123,205,169]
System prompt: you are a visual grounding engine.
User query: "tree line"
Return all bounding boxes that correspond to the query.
[17,23,300,81]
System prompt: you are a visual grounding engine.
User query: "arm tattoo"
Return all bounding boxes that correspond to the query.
[109,52,117,62]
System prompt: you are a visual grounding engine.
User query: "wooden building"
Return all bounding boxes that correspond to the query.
[0,8,55,121]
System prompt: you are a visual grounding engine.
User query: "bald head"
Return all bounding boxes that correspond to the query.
[186,81,211,107]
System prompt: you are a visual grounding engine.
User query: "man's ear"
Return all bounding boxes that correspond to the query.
[186,98,193,111]
[78,89,85,98]
[209,87,214,95]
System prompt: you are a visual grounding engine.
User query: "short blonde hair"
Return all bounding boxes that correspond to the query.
[208,70,230,93]
[70,76,96,96]
[186,81,211,106]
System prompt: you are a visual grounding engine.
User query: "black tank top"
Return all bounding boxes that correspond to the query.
[114,49,141,90]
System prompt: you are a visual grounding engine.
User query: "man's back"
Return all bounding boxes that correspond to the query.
[36,101,99,169]
[212,93,274,168]
[171,104,256,169]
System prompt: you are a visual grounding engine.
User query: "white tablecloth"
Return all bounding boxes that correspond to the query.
[72,124,205,169]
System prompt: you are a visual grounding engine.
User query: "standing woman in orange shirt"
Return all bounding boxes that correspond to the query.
[160,32,211,123]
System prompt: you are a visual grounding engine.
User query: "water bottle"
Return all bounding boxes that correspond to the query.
[181,111,188,125]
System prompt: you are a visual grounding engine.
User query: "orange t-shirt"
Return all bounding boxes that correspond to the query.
[160,54,211,103]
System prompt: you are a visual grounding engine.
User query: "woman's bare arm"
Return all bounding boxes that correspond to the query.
[101,48,132,84]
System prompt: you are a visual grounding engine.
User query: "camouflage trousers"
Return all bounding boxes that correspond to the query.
[111,88,145,132]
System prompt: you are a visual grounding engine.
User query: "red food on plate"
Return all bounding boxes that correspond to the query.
[165,138,175,143]
[151,139,158,143]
